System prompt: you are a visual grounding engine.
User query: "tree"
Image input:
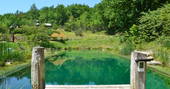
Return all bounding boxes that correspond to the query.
[67,4,90,18]
[28,4,39,20]
[95,0,170,34]
[0,25,8,41]
[54,5,68,25]
[137,4,170,41]
[39,7,50,23]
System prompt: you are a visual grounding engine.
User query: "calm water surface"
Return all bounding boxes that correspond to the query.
[0,50,170,89]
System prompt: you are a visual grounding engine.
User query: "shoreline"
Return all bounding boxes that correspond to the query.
[0,49,169,80]
[0,62,30,79]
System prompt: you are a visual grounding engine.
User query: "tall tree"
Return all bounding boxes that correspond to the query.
[67,4,90,18]
[97,0,170,34]
[28,4,39,20]
[54,5,68,25]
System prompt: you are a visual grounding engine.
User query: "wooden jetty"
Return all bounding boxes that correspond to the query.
[31,47,153,89]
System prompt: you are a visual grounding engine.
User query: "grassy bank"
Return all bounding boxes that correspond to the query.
[149,65,170,78]
[0,61,30,78]
[50,31,170,76]
[0,31,169,78]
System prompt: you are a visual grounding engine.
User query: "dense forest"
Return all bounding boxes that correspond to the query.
[0,0,170,67]
[0,0,170,40]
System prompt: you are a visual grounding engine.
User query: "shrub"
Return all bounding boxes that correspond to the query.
[9,51,24,61]
[0,42,27,64]
[0,42,9,62]
[137,4,170,42]
[0,61,5,66]
[125,24,144,44]
[75,30,84,37]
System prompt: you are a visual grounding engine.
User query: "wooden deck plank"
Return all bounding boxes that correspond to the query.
[46,85,130,89]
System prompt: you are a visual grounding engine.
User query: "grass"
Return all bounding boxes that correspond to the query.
[50,31,170,65]
[149,65,170,78]
[0,60,30,77]
[49,31,170,76]
[0,30,169,77]
[50,31,121,52]
[0,41,32,76]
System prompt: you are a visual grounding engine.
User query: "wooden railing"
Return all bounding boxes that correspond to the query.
[31,47,153,89]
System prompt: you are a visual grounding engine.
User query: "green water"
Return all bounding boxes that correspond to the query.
[0,50,170,89]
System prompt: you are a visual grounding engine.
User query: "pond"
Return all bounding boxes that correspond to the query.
[0,50,170,89]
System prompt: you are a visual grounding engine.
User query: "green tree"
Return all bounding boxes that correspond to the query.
[67,4,90,18]
[96,0,170,34]
[28,4,39,20]
[54,5,68,25]
[39,7,50,23]
[137,4,170,41]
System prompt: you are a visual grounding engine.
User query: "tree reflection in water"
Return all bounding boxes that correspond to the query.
[0,50,169,89]
[45,54,130,85]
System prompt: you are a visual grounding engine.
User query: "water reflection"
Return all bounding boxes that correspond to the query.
[45,58,130,85]
[0,50,169,89]
[0,68,31,89]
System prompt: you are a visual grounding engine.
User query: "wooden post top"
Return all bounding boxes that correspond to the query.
[133,51,154,62]
[33,46,44,50]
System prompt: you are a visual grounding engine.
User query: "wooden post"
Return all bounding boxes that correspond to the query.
[130,51,153,89]
[31,47,45,89]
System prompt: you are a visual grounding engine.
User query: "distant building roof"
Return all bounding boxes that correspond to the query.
[44,23,52,27]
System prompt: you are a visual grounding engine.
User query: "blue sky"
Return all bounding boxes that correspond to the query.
[0,0,101,15]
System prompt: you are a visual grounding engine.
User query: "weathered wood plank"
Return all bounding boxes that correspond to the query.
[46,85,130,89]
[31,47,45,89]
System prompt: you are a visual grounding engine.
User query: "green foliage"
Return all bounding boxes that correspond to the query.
[98,0,169,34]
[0,1,170,67]
[1,1,168,34]
[19,26,37,35]
[74,30,84,37]
[124,24,144,44]
[28,4,39,20]
[101,0,136,33]
[137,4,170,41]
[120,41,135,55]
[155,48,169,66]
[0,42,26,66]
[28,27,52,47]
[64,17,78,32]
[67,4,90,18]
[157,36,170,48]
[54,5,68,25]
[0,61,5,66]
[0,25,7,33]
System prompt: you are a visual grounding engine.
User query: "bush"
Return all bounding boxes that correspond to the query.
[0,61,5,67]
[137,4,170,42]
[75,30,84,37]
[0,25,7,33]
[7,51,24,61]
[0,42,9,62]
[0,42,27,64]
[125,25,143,44]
